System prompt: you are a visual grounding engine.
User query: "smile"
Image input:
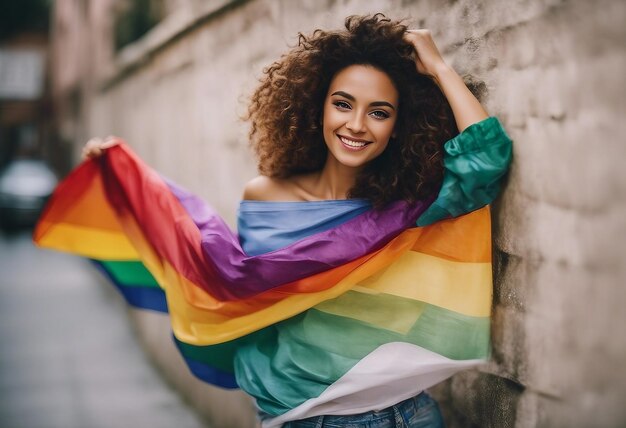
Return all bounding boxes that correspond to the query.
[338,135,371,151]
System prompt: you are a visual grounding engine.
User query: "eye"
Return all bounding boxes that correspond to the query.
[333,100,351,110]
[370,110,390,120]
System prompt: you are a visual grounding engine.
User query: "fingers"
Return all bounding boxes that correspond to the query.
[101,136,121,149]
[404,29,446,77]
[81,136,121,161]
[81,138,101,160]
[406,29,431,35]
[404,29,432,42]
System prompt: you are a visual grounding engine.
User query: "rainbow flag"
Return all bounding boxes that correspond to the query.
[34,117,511,425]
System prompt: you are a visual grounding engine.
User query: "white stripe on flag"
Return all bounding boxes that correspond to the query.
[262,342,484,427]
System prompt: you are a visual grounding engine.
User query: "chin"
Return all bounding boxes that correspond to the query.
[334,156,370,169]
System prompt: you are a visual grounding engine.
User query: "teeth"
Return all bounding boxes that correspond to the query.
[340,136,367,147]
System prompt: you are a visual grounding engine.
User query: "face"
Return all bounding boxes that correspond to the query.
[322,64,399,170]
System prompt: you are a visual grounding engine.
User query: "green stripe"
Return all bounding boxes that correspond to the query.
[235,291,490,415]
[315,290,426,335]
[177,291,490,416]
[100,260,159,288]
[315,291,490,358]
[176,339,239,373]
[176,329,271,373]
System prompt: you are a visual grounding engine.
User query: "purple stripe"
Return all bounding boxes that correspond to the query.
[165,178,432,299]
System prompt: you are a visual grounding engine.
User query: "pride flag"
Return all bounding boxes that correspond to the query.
[34,117,511,425]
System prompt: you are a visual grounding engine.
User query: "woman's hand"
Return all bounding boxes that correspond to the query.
[81,136,120,161]
[404,30,449,80]
[405,30,488,131]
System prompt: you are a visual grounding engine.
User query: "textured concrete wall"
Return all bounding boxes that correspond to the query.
[52,0,626,426]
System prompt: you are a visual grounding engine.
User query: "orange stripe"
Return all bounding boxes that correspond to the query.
[34,160,124,242]
[411,207,491,262]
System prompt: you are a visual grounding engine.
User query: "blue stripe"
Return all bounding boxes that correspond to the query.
[91,260,168,313]
[237,199,371,256]
[172,335,239,389]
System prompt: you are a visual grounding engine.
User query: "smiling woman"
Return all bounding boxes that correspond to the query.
[44,13,513,428]
[322,65,398,170]
[233,16,512,427]
[242,16,487,208]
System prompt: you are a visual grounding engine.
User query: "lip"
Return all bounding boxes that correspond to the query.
[337,134,372,151]
[337,134,371,143]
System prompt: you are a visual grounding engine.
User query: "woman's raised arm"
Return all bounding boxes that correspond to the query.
[404,29,488,132]
[405,30,513,226]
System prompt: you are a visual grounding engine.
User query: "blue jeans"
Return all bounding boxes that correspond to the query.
[281,393,445,427]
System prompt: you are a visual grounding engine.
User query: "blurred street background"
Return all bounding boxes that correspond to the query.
[1,0,625,427]
[0,228,208,428]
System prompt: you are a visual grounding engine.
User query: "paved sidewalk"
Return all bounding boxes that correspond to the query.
[0,230,208,428]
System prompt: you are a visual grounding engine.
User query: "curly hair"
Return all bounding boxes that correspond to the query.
[246,13,461,208]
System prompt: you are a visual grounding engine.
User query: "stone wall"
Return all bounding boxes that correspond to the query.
[52,0,626,426]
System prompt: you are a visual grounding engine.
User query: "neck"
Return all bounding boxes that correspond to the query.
[313,154,362,200]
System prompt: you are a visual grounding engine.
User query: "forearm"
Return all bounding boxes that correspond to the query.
[433,64,488,132]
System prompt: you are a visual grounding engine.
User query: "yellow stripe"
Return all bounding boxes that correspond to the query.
[355,252,492,317]
[114,220,491,345]
[164,231,423,345]
[314,291,427,335]
[35,222,138,260]
[38,207,492,344]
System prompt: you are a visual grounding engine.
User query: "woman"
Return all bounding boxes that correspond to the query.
[76,14,511,428]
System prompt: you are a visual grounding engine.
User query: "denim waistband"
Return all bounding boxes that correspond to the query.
[282,392,443,427]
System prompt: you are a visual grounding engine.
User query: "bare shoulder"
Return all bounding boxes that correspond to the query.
[242,175,298,201]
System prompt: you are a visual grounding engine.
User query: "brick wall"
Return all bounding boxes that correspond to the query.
[53,0,626,426]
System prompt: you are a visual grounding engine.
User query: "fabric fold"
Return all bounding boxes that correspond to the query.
[416,116,513,226]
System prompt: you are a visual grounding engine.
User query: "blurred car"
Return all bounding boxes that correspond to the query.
[0,159,58,228]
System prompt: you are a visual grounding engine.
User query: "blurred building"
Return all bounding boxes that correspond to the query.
[48,1,626,427]
[0,0,54,169]
[50,0,167,168]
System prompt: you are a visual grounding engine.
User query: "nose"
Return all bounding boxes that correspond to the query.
[346,112,366,133]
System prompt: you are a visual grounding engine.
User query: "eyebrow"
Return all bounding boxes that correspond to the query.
[331,91,396,111]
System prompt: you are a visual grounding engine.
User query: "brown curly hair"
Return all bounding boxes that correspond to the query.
[246,13,460,208]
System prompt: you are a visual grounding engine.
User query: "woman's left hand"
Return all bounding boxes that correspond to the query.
[404,30,449,79]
